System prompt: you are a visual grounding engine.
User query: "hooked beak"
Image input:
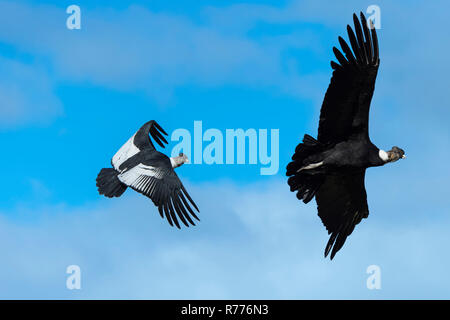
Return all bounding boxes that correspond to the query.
[402,155,406,159]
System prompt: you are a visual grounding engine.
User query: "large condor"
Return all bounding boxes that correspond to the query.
[97,120,200,229]
[287,13,405,259]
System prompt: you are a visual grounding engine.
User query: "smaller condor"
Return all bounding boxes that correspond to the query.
[96,120,200,228]
[286,13,405,259]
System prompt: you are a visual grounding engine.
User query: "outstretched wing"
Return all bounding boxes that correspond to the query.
[315,170,369,260]
[133,120,168,151]
[318,12,380,144]
[118,162,200,228]
[112,120,168,171]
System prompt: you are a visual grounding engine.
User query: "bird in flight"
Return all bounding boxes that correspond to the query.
[96,120,200,228]
[286,13,405,260]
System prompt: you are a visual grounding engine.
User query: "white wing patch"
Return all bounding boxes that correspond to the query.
[112,133,140,171]
[118,164,165,196]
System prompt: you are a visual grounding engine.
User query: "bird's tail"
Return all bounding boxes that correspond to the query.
[96,168,127,198]
[286,134,325,203]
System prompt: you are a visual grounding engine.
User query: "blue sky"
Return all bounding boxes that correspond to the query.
[1,0,449,299]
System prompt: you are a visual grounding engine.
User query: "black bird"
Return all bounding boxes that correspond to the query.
[96,120,200,228]
[286,13,405,260]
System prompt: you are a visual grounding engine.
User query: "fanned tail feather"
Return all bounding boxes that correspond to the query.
[286,134,325,203]
[96,168,127,198]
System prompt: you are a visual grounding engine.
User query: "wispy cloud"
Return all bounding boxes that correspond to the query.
[1,0,448,123]
[205,0,450,124]
[0,56,62,128]
[1,179,449,299]
[0,1,329,105]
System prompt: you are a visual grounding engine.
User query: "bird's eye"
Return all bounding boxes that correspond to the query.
[179,153,184,157]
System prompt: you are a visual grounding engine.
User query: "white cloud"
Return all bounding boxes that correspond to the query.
[204,0,450,125]
[0,1,338,105]
[1,0,449,125]
[1,178,449,299]
[0,2,291,99]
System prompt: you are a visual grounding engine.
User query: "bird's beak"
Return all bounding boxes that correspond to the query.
[402,155,406,159]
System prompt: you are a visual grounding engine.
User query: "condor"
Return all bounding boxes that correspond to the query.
[286,13,405,259]
[96,120,200,228]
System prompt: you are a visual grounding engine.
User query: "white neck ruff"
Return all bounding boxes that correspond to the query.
[379,149,389,162]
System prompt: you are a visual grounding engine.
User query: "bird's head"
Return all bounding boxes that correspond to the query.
[387,146,406,163]
[170,152,189,168]
[179,152,189,164]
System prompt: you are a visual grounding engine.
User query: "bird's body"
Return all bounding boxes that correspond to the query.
[315,139,384,169]
[96,120,200,229]
[286,13,405,259]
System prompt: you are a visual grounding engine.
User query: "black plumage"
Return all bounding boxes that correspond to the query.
[286,13,405,260]
[96,120,200,228]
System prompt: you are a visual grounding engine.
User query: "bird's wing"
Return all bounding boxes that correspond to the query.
[315,170,369,260]
[112,120,168,171]
[318,12,380,144]
[118,163,200,228]
[133,120,168,151]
